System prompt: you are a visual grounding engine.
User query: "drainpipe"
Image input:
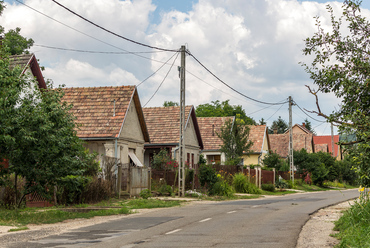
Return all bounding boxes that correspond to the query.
[115,138,121,198]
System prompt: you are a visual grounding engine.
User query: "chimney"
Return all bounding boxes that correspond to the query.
[273,127,278,134]
[302,123,306,128]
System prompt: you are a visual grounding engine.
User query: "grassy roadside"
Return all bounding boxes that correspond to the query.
[333,197,370,247]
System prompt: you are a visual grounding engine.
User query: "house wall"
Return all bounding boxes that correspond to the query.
[242,154,259,165]
[292,126,306,134]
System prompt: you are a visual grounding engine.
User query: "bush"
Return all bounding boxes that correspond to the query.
[139,189,152,199]
[275,180,288,190]
[0,174,26,209]
[158,184,173,196]
[80,177,113,203]
[57,175,91,205]
[209,180,234,197]
[261,183,275,192]
[198,165,218,190]
[232,173,261,194]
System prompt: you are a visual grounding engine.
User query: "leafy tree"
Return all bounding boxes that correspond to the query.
[196,100,256,125]
[3,27,34,55]
[268,116,288,134]
[259,118,266,125]
[262,151,284,171]
[163,101,179,107]
[301,0,370,186]
[217,119,253,165]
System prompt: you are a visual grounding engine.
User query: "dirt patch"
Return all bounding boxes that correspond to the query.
[296,200,355,248]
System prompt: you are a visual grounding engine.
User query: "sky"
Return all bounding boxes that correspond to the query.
[2,0,369,135]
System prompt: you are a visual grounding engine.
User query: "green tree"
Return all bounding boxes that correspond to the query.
[196,100,256,125]
[301,0,369,186]
[262,151,284,171]
[163,101,179,107]
[268,116,288,134]
[3,27,34,55]
[217,119,253,165]
[259,118,266,125]
[303,118,315,134]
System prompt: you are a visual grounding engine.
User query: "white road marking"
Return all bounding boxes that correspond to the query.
[165,229,181,235]
[199,218,212,223]
[227,211,236,214]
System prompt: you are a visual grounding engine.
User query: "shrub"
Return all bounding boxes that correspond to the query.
[158,184,173,196]
[209,180,234,197]
[261,183,275,192]
[57,175,91,205]
[232,173,261,194]
[0,174,26,209]
[81,177,113,204]
[275,180,288,190]
[139,189,152,199]
[198,165,218,190]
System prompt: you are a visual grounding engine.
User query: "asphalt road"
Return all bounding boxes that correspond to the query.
[6,189,358,248]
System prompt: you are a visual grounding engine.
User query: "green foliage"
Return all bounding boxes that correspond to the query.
[217,119,253,165]
[262,151,284,170]
[158,184,173,196]
[199,154,207,166]
[163,101,179,107]
[57,175,92,205]
[268,116,288,134]
[232,173,261,194]
[261,183,275,192]
[139,189,152,199]
[303,118,315,134]
[151,149,177,170]
[2,27,34,55]
[301,0,370,186]
[196,100,256,125]
[334,199,370,247]
[198,164,218,190]
[209,180,234,197]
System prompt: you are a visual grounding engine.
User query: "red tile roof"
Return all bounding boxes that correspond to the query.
[61,86,149,140]
[197,117,234,151]
[313,135,340,157]
[249,125,269,153]
[143,106,203,148]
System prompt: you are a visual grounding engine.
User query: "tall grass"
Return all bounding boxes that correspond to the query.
[232,173,261,194]
[334,198,370,247]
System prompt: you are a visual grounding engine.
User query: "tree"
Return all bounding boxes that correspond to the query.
[301,0,369,186]
[268,116,288,134]
[259,118,266,125]
[163,101,179,107]
[196,100,256,125]
[0,2,93,206]
[262,151,284,171]
[303,118,315,134]
[217,119,253,165]
[3,27,34,55]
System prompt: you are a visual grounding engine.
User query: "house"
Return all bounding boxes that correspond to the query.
[143,106,203,168]
[61,86,150,167]
[313,135,341,160]
[9,53,47,89]
[197,116,235,164]
[242,125,271,166]
[269,123,315,158]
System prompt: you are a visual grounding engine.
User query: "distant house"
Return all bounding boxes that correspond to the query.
[269,123,315,158]
[197,116,235,164]
[143,106,203,168]
[61,86,150,167]
[242,125,270,166]
[313,135,341,160]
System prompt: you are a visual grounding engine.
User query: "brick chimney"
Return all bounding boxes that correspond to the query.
[273,127,278,134]
[302,123,306,128]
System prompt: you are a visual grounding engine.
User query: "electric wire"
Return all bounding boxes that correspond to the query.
[143,52,180,107]
[34,44,167,54]
[15,0,175,65]
[187,50,289,106]
[293,100,326,123]
[137,52,179,87]
[51,0,178,52]
[265,103,285,122]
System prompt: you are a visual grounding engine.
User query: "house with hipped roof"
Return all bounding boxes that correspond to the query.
[61,86,149,167]
[242,125,271,166]
[313,135,341,160]
[142,106,203,168]
[197,116,234,164]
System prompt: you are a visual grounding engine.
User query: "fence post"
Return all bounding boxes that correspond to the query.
[273,168,276,185]
[117,164,122,199]
[259,166,262,189]
[255,167,258,187]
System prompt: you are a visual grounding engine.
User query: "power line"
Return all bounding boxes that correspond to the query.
[187,50,289,106]
[34,44,167,54]
[51,0,178,52]
[265,104,285,122]
[293,100,326,123]
[143,52,180,107]
[138,52,179,87]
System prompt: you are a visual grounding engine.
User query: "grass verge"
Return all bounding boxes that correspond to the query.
[333,198,370,247]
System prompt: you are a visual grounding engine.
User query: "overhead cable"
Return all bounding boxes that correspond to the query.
[51,0,178,52]
[143,52,180,107]
[187,50,289,106]
[294,101,326,123]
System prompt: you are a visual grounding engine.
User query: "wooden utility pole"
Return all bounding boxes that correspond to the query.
[178,45,186,197]
[288,96,294,183]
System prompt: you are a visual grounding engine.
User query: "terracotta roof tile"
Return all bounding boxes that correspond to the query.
[197,117,234,151]
[143,106,193,144]
[248,125,268,153]
[61,86,136,138]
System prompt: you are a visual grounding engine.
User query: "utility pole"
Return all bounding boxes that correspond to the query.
[331,122,335,158]
[178,45,186,197]
[288,96,294,183]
